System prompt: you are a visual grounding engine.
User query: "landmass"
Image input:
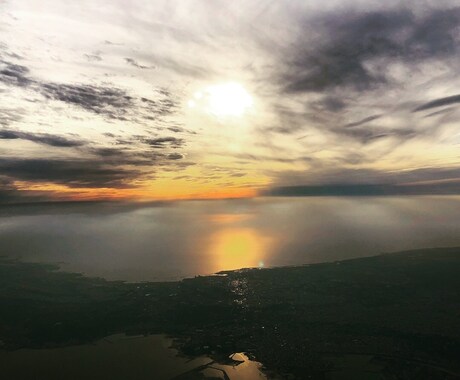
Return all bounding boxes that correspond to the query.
[1,247,460,379]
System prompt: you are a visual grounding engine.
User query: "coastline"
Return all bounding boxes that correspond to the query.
[1,247,460,378]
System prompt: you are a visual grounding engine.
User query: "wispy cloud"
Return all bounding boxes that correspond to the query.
[0,60,32,87]
[146,136,185,148]
[0,55,180,122]
[0,129,85,147]
[414,94,460,112]
[125,57,152,69]
[41,83,134,119]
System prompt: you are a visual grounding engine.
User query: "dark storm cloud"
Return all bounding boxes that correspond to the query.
[0,129,86,147]
[282,7,460,93]
[413,94,460,112]
[0,158,140,188]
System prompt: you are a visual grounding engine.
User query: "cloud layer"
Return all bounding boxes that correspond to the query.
[1,0,460,202]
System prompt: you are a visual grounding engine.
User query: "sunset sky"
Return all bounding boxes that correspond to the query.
[1,0,460,203]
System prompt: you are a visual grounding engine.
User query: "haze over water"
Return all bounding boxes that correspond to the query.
[1,196,459,282]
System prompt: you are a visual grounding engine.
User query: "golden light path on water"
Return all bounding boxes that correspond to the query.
[3,197,460,282]
[208,227,271,273]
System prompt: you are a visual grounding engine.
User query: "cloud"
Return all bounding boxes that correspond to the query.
[0,176,54,204]
[167,153,184,160]
[84,53,102,62]
[413,94,460,112]
[146,136,185,148]
[125,57,152,69]
[0,56,179,122]
[41,83,134,119]
[281,7,460,93]
[259,5,460,152]
[151,55,210,78]
[263,166,460,196]
[320,96,348,112]
[140,96,178,118]
[264,181,455,196]
[3,1,460,203]
[0,108,24,127]
[1,55,133,119]
[0,176,20,203]
[336,125,417,145]
[0,129,86,147]
[344,115,382,128]
[0,60,32,87]
[263,181,460,197]
[0,158,140,189]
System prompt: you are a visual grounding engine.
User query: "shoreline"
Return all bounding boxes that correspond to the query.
[1,246,460,378]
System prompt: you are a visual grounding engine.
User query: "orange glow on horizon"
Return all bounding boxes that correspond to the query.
[13,180,258,202]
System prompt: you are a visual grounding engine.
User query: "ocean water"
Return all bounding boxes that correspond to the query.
[1,196,460,281]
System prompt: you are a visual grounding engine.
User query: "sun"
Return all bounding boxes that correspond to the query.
[188,82,253,117]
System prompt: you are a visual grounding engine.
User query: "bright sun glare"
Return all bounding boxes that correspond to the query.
[188,82,253,117]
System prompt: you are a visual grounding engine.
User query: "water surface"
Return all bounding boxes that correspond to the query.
[0,334,267,380]
[1,196,460,281]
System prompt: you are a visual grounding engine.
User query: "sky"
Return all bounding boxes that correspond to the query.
[1,0,460,203]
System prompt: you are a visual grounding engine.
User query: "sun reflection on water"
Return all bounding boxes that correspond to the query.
[209,228,270,273]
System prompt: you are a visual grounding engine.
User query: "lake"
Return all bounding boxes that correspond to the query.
[1,196,460,281]
[0,334,268,380]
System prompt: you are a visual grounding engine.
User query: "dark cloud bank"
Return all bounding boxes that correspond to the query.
[263,4,460,197]
[269,5,460,145]
[281,7,460,93]
[264,167,460,197]
[263,182,460,197]
[0,48,194,203]
[0,158,140,189]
